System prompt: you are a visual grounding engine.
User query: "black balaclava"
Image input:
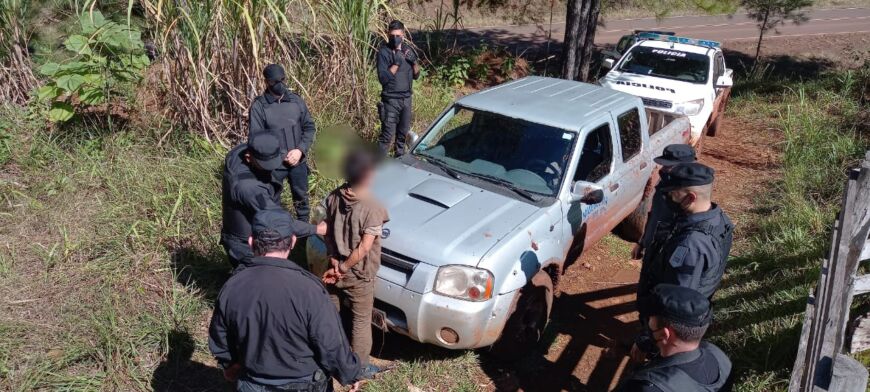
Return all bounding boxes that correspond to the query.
[263,64,288,97]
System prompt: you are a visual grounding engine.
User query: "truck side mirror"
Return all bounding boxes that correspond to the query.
[715,74,733,88]
[602,58,615,70]
[570,181,605,204]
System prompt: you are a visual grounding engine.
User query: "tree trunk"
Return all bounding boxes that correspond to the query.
[753,8,770,67]
[561,0,601,81]
[576,0,601,81]
[561,0,584,80]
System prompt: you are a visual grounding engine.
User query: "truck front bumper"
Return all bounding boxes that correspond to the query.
[374,274,517,349]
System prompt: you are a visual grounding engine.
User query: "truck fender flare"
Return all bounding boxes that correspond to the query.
[498,252,562,295]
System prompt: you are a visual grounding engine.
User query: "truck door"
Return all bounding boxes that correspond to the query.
[565,118,617,248]
[610,107,649,221]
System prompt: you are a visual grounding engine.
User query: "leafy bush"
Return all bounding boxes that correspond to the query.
[35,10,149,122]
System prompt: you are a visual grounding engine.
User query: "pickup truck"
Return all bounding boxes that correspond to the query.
[600,33,734,145]
[307,76,691,357]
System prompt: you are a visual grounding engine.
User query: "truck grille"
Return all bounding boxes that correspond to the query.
[381,249,420,273]
[641,97,673,109]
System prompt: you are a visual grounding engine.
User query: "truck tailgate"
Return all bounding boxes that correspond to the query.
[647,110,692,157]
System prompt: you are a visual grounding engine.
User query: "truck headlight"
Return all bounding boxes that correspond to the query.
[433,265,494,301]
[675,98,705,116]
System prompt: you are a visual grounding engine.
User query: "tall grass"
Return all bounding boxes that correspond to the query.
[0,0,39,104]
[135,0,389,145]
[712,67,868,391]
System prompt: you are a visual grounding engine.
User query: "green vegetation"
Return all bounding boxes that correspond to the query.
[710,66,869,391]
[2,0,869,391]
[36,10,149,122]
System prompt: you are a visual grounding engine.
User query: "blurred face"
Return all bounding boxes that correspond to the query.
[354,168,375,192]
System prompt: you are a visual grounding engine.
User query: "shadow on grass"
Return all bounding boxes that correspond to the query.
[151,329,229,392]
[171,244,231,303]
[724,50,837,99]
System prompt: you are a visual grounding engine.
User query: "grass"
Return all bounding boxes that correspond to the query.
[708,67,869,391]
[1,21,868,389]
[0,69,459,390]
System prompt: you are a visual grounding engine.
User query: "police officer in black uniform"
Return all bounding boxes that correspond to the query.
[633,162,733,357]
[637,162,734,308]
[618,284,732,392]
[248,64,316,222]
[632,144,697,260]
[221,132,324,268]
[209,209,367,392]
[376,20,420,157]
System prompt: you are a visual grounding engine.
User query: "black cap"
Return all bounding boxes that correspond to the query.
[654,144,697,166]
[388,20,404,31]
[249,132,284,171]
[649,284,712,327]
[658,162,714,191]
[263,64,286,82]
[252,209,300,239]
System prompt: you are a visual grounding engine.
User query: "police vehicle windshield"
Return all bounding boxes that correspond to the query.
[618,46,710,84]
[412,106,575,196]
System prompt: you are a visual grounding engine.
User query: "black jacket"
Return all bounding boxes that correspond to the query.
[248,92,316,159]
[638,204,734,306]
[209,256,362,384]
[376,44,416,99]
[616,342,732,392]
[221,143,315,239]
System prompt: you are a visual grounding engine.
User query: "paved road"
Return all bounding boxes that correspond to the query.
[457,7,870,48]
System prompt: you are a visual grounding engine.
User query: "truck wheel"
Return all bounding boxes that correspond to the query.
[489,271,553,360]
[612,170,657,242]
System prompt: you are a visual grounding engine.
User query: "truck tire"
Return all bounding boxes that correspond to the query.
[488,271,553,360]
[612,171,657,242]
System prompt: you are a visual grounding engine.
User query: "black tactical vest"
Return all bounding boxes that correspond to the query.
[254,96,304,153]
[647,207,734,299]
[625,342,732,392]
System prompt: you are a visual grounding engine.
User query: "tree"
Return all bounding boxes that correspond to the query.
[561,0,738,82]
[561,0,601,82]
[742,0,812,65]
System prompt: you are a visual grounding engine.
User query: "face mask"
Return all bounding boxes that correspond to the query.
[389,35,402,48]
[666,193,690,213]
[269,81,287,97]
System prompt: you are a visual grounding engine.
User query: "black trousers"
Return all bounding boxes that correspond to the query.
[221,232,253,268]
[275,163,310,221]
[378,96,412,156]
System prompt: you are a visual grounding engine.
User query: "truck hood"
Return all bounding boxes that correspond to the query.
[601,71,705,102]
[372,161,540,267]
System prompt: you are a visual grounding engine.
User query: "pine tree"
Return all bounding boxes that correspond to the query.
[742,0,813,65]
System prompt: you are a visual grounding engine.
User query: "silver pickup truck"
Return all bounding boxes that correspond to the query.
[308,76,690,357]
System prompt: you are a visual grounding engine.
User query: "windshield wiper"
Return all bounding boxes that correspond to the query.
[463,172,541,202]
[418,155,462,180]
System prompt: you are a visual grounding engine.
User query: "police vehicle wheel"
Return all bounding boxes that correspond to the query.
[489,271,553,360]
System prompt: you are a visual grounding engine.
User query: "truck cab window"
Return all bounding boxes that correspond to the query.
[574,124,613,183]
[617,109,642,161]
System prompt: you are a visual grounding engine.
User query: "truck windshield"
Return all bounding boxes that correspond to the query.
[618,46,709,84]
[413,106,575,196]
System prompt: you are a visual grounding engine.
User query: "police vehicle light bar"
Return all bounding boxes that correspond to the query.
[637,32,721,48]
